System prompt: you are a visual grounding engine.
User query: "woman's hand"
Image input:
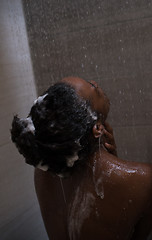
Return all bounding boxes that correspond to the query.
[103,122,117,156]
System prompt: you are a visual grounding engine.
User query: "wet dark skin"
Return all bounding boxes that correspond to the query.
[35,77,152,240]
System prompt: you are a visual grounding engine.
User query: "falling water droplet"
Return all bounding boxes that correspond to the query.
[59,177,67,205]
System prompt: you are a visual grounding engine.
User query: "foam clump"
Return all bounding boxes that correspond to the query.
[22,117,35,134]
[66,152,79,167]
[34,93,48,105]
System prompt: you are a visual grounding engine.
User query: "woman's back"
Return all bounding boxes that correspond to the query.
[34,149,152,240]
[11,77,152,239]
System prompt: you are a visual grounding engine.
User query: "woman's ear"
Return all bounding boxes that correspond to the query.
[92,122,104,138]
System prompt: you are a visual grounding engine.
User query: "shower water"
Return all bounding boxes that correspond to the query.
[59,177,67,205]
[68,187,95,240]
[92,137,104,200]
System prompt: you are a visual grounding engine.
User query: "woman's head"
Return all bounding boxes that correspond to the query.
[11,78,109,176]
[61,77,110,119]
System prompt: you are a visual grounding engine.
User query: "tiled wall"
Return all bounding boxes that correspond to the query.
[23,0,152,165]
[0,0,48,239]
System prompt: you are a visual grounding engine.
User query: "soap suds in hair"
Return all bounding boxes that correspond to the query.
[87,106,97,121]
[66,152,79,167]
[22,117,35,134]
[11,82,99,176]
[36,161,49,171]
[34,93,48,105]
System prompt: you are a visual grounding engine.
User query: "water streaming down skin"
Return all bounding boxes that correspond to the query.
[59,177,67,205]
[60,137,112,238]
[103,161,139,179]
[34,93,48,105]
[92,137,104,200]
[68,187,95,240]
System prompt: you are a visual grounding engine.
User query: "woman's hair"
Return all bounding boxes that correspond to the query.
[11,82,99,176]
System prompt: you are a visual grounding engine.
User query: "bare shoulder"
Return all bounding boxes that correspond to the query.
[103,152,152,239]
[127,162,152,240]
[118,157,152,203]
[103,151,152,197]
[123,160,152,201]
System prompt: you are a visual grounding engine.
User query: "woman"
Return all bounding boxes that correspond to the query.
[11,77,152,240]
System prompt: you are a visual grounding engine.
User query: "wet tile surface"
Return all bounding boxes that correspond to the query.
[0,1,48,239]
[23,0,152,164]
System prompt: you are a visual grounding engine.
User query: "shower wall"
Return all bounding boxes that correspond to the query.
[0,0,48,239]
[22,0,152,162]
